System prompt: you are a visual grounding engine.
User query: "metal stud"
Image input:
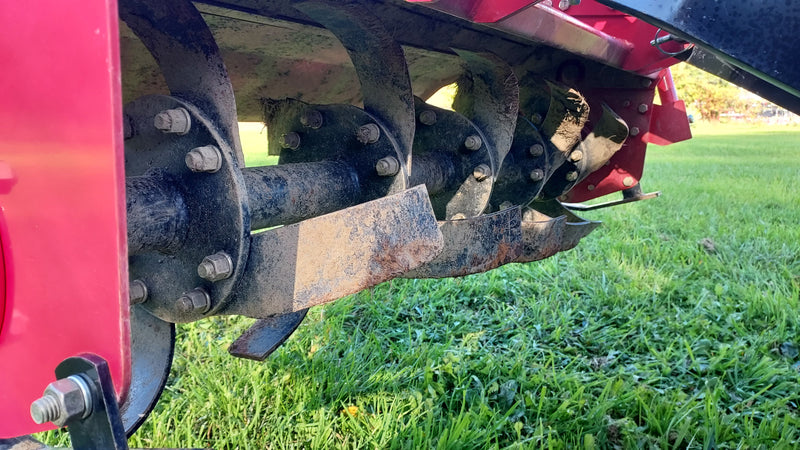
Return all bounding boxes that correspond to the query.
[375,156,400,177]
[185,145,223,173]
[529,169,545,182]
[566,171,579,182]
[419,110,437,126]
[529,144,545,157]
[197,252,234,282]
[153,108,191,135]
[464,135,483,151]
[473,164,492,181]
[129,279,148,305]
[279,132,301,150]
[356,123,381,144]
[177,288,211,314]
[300,110,323,129]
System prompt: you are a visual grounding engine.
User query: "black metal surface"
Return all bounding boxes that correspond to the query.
[267,99,406,201]
[125,95,250,323]
[55,355,128,450]
[119,306,175,436]
[410,97,493,219]
[452,50,520,171]
[244,162,361,230]
[488,116,550,210]
[597,0,800,114]
[126,173,189,255]
[119,0,244,162]
[402,207,522,279]
[295,0,416,171]
[222,185,443,318]
[229,309,308,361]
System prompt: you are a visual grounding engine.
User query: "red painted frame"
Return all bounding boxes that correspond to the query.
[0,0,130,437]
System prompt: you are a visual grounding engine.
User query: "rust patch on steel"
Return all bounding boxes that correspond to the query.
[515,209,566,263]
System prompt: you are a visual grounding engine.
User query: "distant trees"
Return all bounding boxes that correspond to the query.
[670,63,754,121]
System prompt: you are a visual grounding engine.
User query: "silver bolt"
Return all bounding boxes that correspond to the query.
[499,201,514,210]
[356,123,381,144]
[419,110,437,126]
[197,252,234,282]
[30,375,93,426]
[375,156,400,177]
[130,279,148,305]
[185,145,223,173]
[451,213,467,220]
[623,176,635,187]
[566,171,579,182]
[529,144,545,157]
[300,110,323,129]
[177,288,211,314]
[587,184,595,191]
[153,108,191,135]
[473,164,492,182]
[531,113,543,125]
[529,169,545,182]
[638,104,649,114]
[558,0,571,10]
[630,127,640,136]
[279,132,301,150]
[464,135,483,151]
[569,150,584,162]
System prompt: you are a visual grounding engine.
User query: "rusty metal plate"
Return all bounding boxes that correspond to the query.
[402,207,522,279]
[229,309,308,361]
[223,185,443,318]
[515,209,566,263]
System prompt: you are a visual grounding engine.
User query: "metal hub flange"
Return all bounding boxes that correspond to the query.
[124,95,249,323]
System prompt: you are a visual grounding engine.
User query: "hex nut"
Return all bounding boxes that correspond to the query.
[558,0,571,10]
[587,184,596,191]
[529,144,545,157]
[197,252,234,282]
[569,150,584,162]
[530,113,543,125]
[375,156,400,177]
[630,127,640,137]
[279,132,301,150]
[30,376,93,427]
[177,288,211,314]
[638,104,649,114]
[419,110,437,126]
[473,164,492,182]
[300,110,323,129]
[356,123,381,144]
[529,169,545,182]
[129,279,148,305]
[566,171,579,182]
[153,108,191,135]
[185,145,223,173]
[464,135,483,151]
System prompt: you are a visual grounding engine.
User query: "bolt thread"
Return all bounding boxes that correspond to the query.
[31,395,60,424]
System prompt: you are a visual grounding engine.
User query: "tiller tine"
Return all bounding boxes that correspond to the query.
[528,199,601,252]
[515,209,567,263]
[228,309,308,361]
[222,185,443,318]
[402,206,523,279]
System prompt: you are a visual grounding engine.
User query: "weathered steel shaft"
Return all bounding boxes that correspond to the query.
[126,174,189,255]
[409,153,455,197]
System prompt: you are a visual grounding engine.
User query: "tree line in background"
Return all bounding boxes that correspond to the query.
[669,63,756,121]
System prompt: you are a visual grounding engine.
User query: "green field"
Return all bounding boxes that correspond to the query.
[41,124,800,448]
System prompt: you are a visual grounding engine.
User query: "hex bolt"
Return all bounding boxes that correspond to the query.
[530,113,543,125]
[129,279,148,305]
[529,144,545,157]
[30,375,93,426]
[558,0,571,10]
[569,150,584,162]
[279,132,301,150]
[638,104,649,114]
[153,108,191,135]
[419,110,437,126]
[197,251,234,282]
[375,156,400,177]
[630,127,640,136]
[300,110,323,129]
[185,145,223,173]
[529,169,545,182]
[177,288,211,314]
[623,176,635,187]
[587,184,596,191]
[464,135,483,151]
[566,171,579,182]
[473,164,492,182]
[356,123,381,144]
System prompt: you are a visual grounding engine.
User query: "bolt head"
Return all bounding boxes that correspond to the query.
[300,110,323,129]
[623,176,635,187]
[566,171,579,182]
[638,104,649,114]
[529,169,545,182]
[473,164,492,182]
[499,201,514,210]
[630,127,640,137]
[529,144,545,157]
[587,184,595,191]
[642,78,653,88]
[375,156,400,177]
[153,108,191,135]
[279,132,301,150]
[464,135,482,151]
[197,252,234,282]
[129,279,148,305]
[356,123,381,144]
[419,110,437,126]
[569,150,583,162]
[450,213,467,220]
[185,145,223,173]
[33,376,92,427]
[177,288,211,314]
[558,0,570,10]
[530,113,543,125]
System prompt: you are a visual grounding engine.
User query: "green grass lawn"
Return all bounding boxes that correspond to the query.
[41,124,800,448]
